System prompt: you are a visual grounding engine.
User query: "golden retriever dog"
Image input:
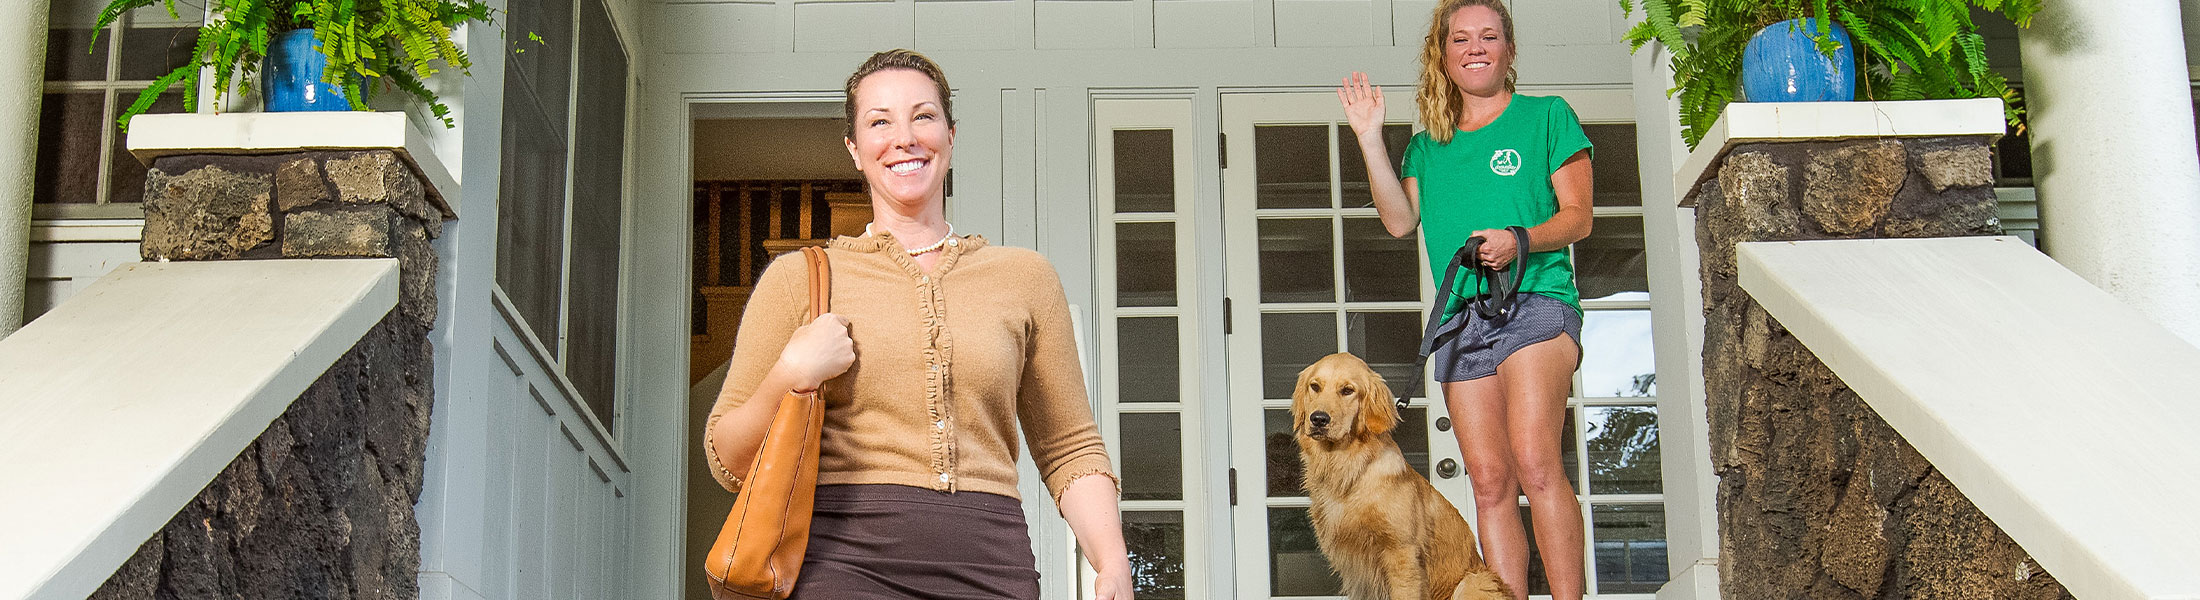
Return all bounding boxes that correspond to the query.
[1293,353,1510,600]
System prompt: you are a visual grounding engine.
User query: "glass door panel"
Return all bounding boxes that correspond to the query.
[1094,97,1209,600]
[1223,92,1456,599]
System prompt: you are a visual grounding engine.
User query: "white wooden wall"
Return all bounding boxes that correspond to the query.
[653,0,1628,56]
[459,300,634,600]
[22,223,140,322]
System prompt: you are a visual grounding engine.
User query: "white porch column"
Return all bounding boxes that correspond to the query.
[0,0,49,338]
[2020,0,2200,347]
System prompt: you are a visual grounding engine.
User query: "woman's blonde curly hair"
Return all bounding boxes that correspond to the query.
[1415,0,1517,144]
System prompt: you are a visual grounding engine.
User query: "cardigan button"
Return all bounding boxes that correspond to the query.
[938,473,951,483]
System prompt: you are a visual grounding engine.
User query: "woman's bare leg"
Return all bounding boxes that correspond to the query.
[1498,334,1585,600]
[1446,376,1528,600]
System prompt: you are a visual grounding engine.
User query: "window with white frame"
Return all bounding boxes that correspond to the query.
[1095,97,1210,600]
[37,0,201,219]
[498,0,630,431]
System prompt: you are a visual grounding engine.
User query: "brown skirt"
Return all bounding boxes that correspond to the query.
[788,484,1041,600]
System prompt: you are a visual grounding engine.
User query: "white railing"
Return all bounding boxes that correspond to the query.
[0,259,398,600]
[1738,236,2200,600]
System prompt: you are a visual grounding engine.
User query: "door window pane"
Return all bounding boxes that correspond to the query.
[506,0,573,139]
[1593,504,1670,593]
[1120,413,1183,501]
[1118,222,1177,307]
[1395,406,1430,476]
[1118,317,1180,403]
[1576,215,1648,300]
[1255,125,1330,209]
[45,28,105,81]
[1269,507,1344,596]
[1115,129,1175,213]
[1338,123,1412,209]
[36,92,104,204]
[497,87,569,349]
[1264,409,1303,497]
[1584,124,1641,208]
[106,91,181,205]
[1587,406,1661,495]
[1581,309,1655,398]
[1344,311,1422,394]
[1261,312,1336,399]
[1258,218,1334,303]
[117,25,198,80]
[1342,217,1418,302]
[566,0,627,425]
[1124,511,1188,599]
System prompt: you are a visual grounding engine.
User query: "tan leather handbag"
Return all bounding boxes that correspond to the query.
[704,246,830,600]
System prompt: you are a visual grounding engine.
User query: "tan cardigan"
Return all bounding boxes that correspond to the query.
[706,233,1117,504]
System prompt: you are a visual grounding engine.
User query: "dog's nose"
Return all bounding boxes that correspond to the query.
[1309,411,1330,429]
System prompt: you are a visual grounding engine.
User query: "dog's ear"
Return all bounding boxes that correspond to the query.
[1291,361,1317,434]
[1360,368,1400,437]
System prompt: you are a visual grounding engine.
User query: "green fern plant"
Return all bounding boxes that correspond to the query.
[93,0,495,130]
[1621,0,2043,148]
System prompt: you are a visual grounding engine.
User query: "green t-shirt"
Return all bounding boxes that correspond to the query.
[1401,93,1593,318]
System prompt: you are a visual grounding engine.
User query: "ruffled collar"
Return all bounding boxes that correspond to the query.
[832,230,989,279]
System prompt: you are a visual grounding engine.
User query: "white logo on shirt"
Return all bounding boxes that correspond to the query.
[1490,149,1522,176]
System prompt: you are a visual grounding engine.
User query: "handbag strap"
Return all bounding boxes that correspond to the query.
[801,246,831,320]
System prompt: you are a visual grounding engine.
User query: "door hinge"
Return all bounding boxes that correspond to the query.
[1218,132,1228,169]
[1223,297,1233,334]
[1228,467,1238,505]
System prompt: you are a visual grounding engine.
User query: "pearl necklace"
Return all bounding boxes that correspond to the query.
[866,222,958,256]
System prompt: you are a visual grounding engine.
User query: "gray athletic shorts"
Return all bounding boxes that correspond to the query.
[1428,292,1582,383]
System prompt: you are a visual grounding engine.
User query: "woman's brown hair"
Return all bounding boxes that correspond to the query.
[843,49,954,138]
[1415,0,1517,144]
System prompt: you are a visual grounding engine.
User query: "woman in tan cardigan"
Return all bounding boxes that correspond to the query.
[704,49,1135,600]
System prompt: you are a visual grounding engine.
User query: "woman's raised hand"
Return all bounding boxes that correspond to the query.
[1337,72,1386,141]
[775,313,856,392]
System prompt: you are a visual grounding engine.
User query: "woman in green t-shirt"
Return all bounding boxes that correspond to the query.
[1338,0,1594,597]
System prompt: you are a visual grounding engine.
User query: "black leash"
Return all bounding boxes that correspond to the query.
[1398,225,1529,410]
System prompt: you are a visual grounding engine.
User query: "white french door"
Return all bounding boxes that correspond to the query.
[1220,92,1467,599]
[1092,97,1213,600]
[1093,89,1666,600]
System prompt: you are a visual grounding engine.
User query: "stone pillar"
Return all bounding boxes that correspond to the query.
[1693,136,2072,598]
[2020,1,2200,347]
[89,150,442,600]
[0,0,50,338]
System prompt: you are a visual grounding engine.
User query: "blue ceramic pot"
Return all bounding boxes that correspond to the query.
[1741,19,1856,103]
[263,29,351,112]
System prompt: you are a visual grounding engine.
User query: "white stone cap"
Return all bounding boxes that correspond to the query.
[0,259,398,600]
[126,112,459,219]
[1739,236,2200,600]
[1676,98,2008,207]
